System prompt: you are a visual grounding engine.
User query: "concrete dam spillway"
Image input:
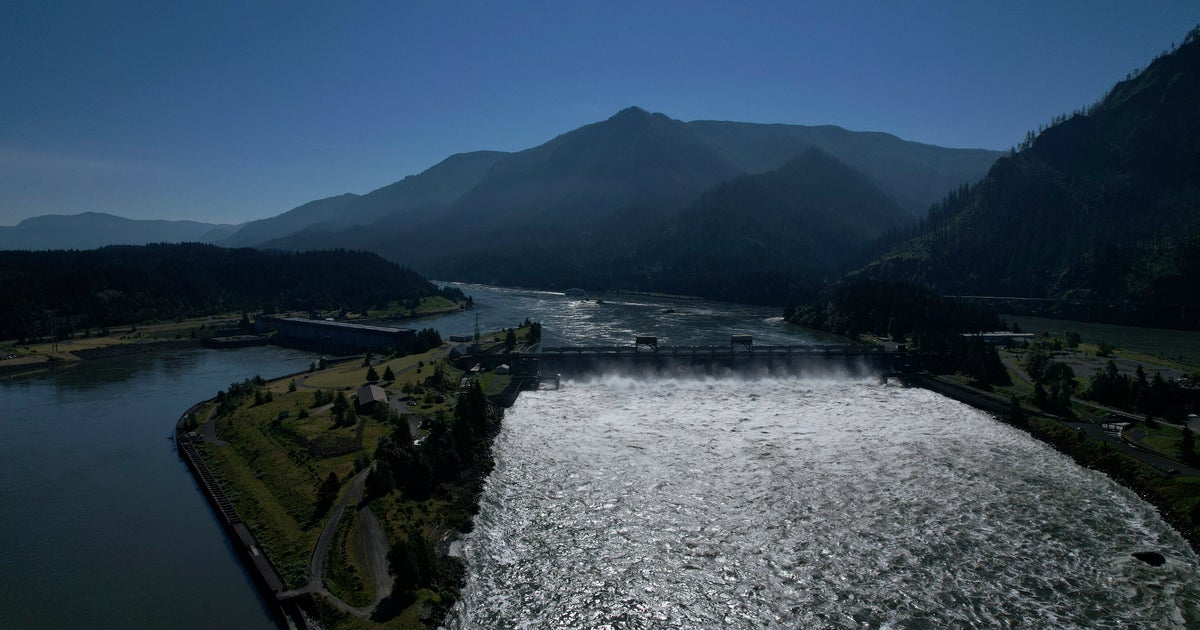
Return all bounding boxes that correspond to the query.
[465,341,910,383]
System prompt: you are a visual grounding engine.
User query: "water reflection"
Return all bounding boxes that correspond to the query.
[451,378,1200,628]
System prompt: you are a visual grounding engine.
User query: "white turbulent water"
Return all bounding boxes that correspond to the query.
[448,377,1200,629]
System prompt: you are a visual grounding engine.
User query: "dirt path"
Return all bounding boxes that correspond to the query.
[352,499,393,610]
[278,464,392,618]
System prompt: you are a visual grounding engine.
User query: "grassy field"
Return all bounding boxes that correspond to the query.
[1126,421,1189,458]
[1005,315,1200,371]
[194,322,534,628]
[366,296,464,319]
[325,510,373,608]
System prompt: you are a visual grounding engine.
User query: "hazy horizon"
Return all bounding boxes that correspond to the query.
[2,1,1197,226]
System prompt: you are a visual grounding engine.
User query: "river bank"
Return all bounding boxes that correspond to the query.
[911,371,1200,557]
[179,330,525,629]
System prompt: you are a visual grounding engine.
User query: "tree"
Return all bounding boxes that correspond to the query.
[313,472,341,522]
[1180,427,1196,465]
[332,391,349,416]
[1041,362,1078,413]
[364,461,393,499]
[505,329,517,352]
[383,365,395,381]
[1097,341,1116,357]
[1065,331,1081,353]
[1024,345,1051,383]
[1086,360,1130,408]
[1006,395,1027,428]
[366,365,379,382]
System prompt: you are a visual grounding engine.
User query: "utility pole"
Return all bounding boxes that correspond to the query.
[47,311,58,352]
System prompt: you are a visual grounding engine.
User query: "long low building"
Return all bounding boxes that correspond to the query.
[256,315,415,354]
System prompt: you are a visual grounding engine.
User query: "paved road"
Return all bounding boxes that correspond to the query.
[198,406,228,445]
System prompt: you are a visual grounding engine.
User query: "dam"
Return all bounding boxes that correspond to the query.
[457,335,912,383]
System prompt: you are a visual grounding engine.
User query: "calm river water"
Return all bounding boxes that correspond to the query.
[2,284,1197,628]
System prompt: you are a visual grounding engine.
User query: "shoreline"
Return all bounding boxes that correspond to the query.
[173,355,1198,629]
[910,372,1200,557]
[173,361,335,630]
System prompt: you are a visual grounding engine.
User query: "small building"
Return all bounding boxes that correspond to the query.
[356,384,389,411]
[961,332,1035,346]
[635,336,658,351]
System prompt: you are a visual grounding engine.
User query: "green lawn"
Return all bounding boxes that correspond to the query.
[1006,315,1200,371]
[1126,421,1188,458]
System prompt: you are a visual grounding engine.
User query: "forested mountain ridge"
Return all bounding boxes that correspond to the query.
[686,120,999,216]
[423,148,910,303]
[0,244,454,341]
[614,148,911,302]
[0,212,238,250]
[219,151,508,247]
[860,27,1200,307]
[254,107,999,297]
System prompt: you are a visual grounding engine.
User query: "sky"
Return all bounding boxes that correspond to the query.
[1,1,1197,226]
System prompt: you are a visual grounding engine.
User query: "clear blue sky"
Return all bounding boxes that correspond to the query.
[1,1,1196,226]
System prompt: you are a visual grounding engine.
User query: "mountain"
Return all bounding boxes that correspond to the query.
[861,27,1200,314]
[422,148,911,303]
[219,151,508,247]
[218,194,360,248]
[254,107,1000,295]
[622,148,912,301]
[0,212,239,250]
[686,121,1000,216]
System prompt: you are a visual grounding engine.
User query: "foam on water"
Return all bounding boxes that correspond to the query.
[448,378,1200,629]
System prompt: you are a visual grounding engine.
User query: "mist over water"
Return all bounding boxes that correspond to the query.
[450,376,1200,629]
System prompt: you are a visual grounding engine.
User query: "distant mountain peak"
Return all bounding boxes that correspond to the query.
[607,106,671,126]
[612,105,650,118]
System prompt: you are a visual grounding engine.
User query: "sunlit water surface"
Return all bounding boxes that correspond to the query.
[450,377,1200,629]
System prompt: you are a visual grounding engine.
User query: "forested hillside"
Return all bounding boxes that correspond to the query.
[861,27,1200,316]
[240,107,997,297]
[0,244,458,341]
[427,149,911,304]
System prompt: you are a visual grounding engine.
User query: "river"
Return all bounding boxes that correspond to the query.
[0,346,315,629]
[449,378,1200,628]
[2,284,1197,627]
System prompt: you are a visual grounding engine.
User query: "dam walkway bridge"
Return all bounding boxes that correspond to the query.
[465,340,912,387]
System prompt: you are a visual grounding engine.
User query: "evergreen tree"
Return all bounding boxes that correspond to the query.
[383,365,395,381]
[313,472,341,522]
[1180,427,1197,465]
